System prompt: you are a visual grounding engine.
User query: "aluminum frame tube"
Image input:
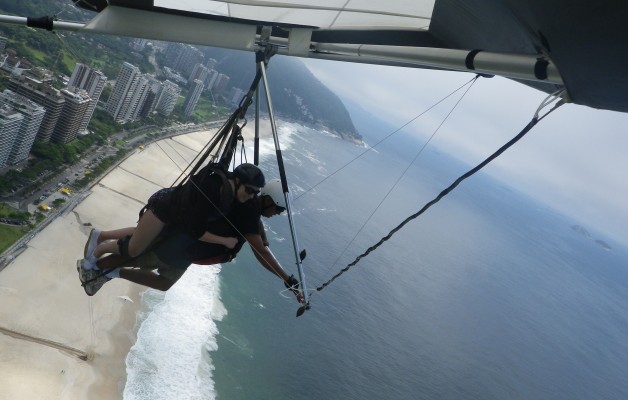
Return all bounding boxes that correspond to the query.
[0,14,85,31]
[311,43,563,85]
[259,59,310,306]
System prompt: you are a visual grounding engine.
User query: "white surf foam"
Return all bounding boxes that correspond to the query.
[123,122,310,399]
[124,265,225,400]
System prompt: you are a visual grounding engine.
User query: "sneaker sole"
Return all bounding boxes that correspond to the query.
[85,277,110,297]
[77,259,85,283]
[84,228,97,258]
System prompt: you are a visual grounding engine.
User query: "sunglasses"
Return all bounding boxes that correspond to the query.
[244,185,261,195]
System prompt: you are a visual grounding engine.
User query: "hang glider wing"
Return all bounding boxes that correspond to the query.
[10,1,628,112]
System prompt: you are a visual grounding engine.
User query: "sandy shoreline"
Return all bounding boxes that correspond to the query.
[0,125,251,399]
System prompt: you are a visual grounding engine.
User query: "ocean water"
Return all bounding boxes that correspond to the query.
[124,118,628,399]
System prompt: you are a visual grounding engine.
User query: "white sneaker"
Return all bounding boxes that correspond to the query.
[85,254,98,270]
[83,228,100,258]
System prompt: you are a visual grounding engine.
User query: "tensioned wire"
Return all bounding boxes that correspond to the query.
[314,75,480,291]
[314,90,565,294]
[156,75,482,299]
[292,75,479,202]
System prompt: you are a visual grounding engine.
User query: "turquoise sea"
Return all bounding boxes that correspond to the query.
[123,113,628,399]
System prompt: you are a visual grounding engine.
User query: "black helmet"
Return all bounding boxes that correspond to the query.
[234,163,265,188]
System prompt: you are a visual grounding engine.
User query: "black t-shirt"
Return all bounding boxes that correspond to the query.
[153,197,262,268]
[186,197,262,261]
[153,166,233,238]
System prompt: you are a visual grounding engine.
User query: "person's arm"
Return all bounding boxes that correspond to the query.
[246,232,289,280]
[246,232,303,303]
[258,220,269,247]
[198,231,238,249]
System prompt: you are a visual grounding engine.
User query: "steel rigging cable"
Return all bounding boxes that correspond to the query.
[313,90,565,294]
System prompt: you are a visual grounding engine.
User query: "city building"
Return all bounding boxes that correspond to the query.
[104,62,154,124]
[122,74,151,122]
[228,87,245,105]
[130,38,148,51]
[0,90,45,165]
[21,67,55,85]
[182,79,204,117]
[212,73,230,95]
[164,43,204,77]
[205,58,218,70]
[52,88,91,144]
[68,63,107,132]
[162,66,187,86]
[205,69,219,91]
[0,36,7,53]
[0,106,23,168]
[7,75,65,142]
[105,62,141,123]
[155,80,181,116]
[0,56,19,73]
[138,76,163,118]
[189,63,210,85]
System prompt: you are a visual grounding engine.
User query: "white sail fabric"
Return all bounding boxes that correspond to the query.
[154,0,435,29]
[61,0,628,111]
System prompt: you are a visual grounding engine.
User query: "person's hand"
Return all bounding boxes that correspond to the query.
[223,236,238,249]
[284,275,304,303]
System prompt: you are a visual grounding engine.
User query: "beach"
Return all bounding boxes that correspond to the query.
[0,123,257,399]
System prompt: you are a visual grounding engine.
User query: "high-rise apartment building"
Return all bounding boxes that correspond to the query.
[205,69,219,91]
[155,80,181,116]
[122,74,151,122]
[7,75,65,142]
[138,76,163,118]
[228,87,245,106]
[164,43,204,77]
[105,62,141,123]
[189,63,210,85]
[0,36,7,53]
[182,79,204,117]
[0,90,45,165]
[52,89,91,144]
[212,73,230,94]
[205,58,218,70]
[68,63,92,89]
[68,63,107,132]
[0,106,23,168]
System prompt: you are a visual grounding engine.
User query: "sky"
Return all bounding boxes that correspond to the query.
[303,59,628,244]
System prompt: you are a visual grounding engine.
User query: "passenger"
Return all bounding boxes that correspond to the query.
[81,163,265,267]
[78,179,303,302]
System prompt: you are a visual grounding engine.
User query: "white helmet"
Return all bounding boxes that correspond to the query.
[260,179,287,208]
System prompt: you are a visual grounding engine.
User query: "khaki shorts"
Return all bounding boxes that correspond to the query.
[130,251,187,284]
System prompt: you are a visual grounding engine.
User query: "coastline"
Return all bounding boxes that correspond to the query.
[0,128,221,399]
[0,116,307,399]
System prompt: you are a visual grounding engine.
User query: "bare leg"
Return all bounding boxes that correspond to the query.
[97,227,136,243]
[89,227,136,258]
[95,254,173,290]
[126,211,165,257]
[94,210,165,258]
[96,253,131,270]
